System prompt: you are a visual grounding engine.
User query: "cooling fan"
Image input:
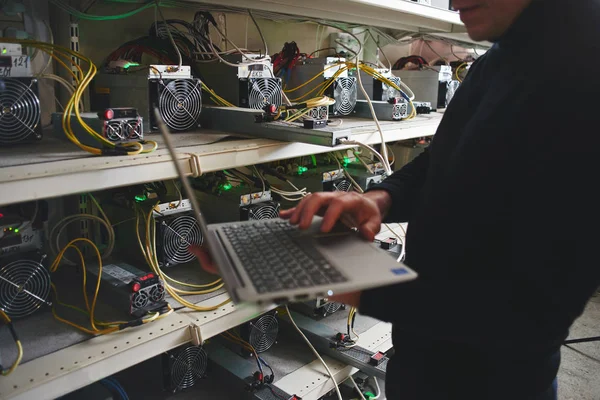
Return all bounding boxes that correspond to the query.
[239,310,278,354]
[163,345,208,393]
[243,77,282,110]
[153,78,202,131]
[329,77,357,116]
[0,78,42,144]
[331,179,352,192]
[240,201,280,221]
[323,169,353,192]
[314,298,345,317]
[0,254,51,318]
[381,76,404,102]
[156,213,203,267]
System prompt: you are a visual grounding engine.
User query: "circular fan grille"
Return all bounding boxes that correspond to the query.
[446,80,461,106]
[248,314,278,353]
[382,76,403,102]
[158,79,202,131]
[0,79,41,144]
[323,302,342,315]
[0,258,50,318]
[161,215,203,266]
[105,120,124,141]
[248,78,282,110]
[248,204,280,221]
[124,119,143,139]
[392,102,409,120]
[170,345,207,391]
[132,291,149,308]
[332,179,352,192]
[150,284,165,302]
[307,106,328,120]
[332,77,357,116]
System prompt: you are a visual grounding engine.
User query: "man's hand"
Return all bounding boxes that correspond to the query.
[189,245,219,275]
[280,190,392,241]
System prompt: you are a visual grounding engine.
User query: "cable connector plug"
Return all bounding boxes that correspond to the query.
[118,318,144,330]
[101,146,130,156]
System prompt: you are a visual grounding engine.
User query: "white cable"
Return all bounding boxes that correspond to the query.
[285,305,343,400]
[355,66,391,174]
[338,139,391,176]
[37,74,84,111]
[372,376,382,399]
[349,376,367,400]
[155,0,183,72]
[248,9,268,57]
[397,79,415,101]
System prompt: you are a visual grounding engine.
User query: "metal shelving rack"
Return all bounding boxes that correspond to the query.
[0,0,456,397]
[0,113,441,207]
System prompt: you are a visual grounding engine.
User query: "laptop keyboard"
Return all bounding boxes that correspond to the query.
[221,220,348,294]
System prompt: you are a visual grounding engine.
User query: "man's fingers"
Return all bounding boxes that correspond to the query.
[279,208,295,219]
[189,245,219,275]
[320,199,347,232]
[289,195,310,225]
[298,194,330,229]
[358,218,382,242]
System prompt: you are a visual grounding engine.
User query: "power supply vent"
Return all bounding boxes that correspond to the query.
[307,105,328,120]
[245,78,282,110]
[0,254,50,318]
[165,345,208,392]
[156,78,202,131]
[0,78,41,144]
[331,77,357,116]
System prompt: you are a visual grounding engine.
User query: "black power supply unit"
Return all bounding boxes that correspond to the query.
[87,261,167,317]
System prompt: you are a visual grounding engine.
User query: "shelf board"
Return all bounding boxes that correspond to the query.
[273,315,393,400]
[0,292,275,400]
[183,0,464,32]
[0,114,441,207]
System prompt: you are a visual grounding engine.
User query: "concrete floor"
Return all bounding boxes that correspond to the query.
[559,292,600,400]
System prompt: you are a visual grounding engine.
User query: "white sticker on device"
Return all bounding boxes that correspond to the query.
[103,264,137,284]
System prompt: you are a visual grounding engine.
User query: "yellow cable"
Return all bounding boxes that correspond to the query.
[455,62,468,83]
[0,311,23,376]
[0,38,154,155]
[137,206,231,312]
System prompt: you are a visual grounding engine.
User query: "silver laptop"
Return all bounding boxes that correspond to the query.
[154,108,417,304]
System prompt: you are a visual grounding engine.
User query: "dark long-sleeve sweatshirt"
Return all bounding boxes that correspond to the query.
[361,0,600,355]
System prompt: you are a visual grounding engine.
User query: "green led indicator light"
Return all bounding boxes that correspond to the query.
[343,156,350,167]
[14,228,19,233]
[297,166,308,175]
[2,48,7,54]
[134,194,147,202]
[221,183,233,191]
[123,62,140,69]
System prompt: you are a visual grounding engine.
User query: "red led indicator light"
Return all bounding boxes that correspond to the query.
[132,282,141,292]
[103,109,114,120]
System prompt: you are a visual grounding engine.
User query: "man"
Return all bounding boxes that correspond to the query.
[279,1,600,399]
[194,1,599,398]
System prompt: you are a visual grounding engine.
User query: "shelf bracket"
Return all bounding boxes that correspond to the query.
[189,154,203,177]
[189,323,203,346]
